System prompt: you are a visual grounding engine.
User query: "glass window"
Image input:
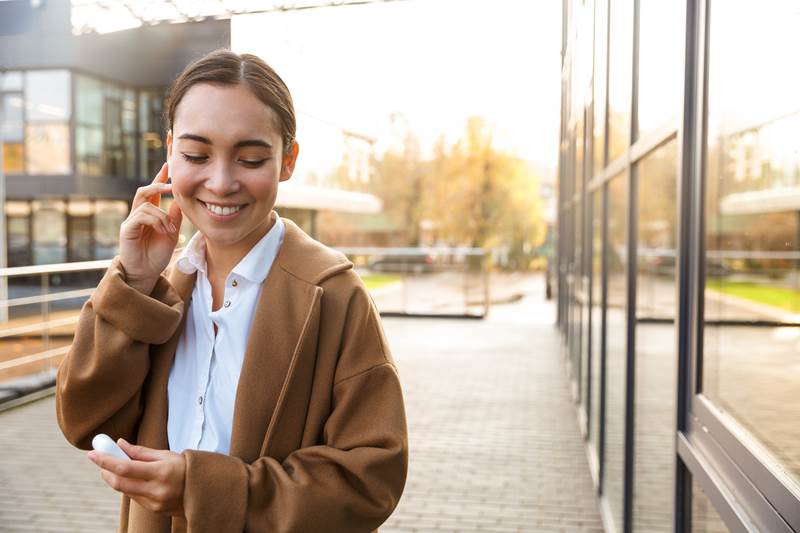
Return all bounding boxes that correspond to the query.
[703,0,800,489]
[94,200,128,259]
[7,201,31,267]
[75,74,104,126]
[593,0,608,174]
[25,70,71,122]
[140,89,165,180]
[691,480,729,533]
[2,94,24,174]
[1,71,23,91]
[76,126,103,176]
[32,200,66,265]
[25,124,70,175]
[122,90,136,133]
[632,141,678,532]
[604,172,627,532]
[589,188,603,459]
[68,200,94,262]
[607,0,633,162]
[637,1,683,139]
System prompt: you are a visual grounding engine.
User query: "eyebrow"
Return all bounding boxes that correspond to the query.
[177,133,273,150]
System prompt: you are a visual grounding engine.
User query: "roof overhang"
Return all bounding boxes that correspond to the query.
[720,187,800,215]
[276,184,382,214]
[70,0,407,35]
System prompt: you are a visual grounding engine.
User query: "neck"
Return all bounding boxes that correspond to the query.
[205,211,276,282]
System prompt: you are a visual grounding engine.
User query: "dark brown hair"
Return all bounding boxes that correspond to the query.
[165,49,296,153]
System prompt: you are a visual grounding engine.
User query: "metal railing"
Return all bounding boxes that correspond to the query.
[0,259,111,377]
[0,247,490,382]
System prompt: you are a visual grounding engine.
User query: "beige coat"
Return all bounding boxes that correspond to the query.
[56,217,408,533]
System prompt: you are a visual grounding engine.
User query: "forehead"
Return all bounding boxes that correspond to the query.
[173,83,282,145]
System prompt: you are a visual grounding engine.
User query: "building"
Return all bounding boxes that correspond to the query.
[0,0,380,269]
[557,1,800,532]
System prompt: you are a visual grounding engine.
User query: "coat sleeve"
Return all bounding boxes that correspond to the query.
[56,256,185,450]
[180,282,408,533]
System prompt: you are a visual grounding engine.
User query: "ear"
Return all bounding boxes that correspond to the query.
[279,141,300,183]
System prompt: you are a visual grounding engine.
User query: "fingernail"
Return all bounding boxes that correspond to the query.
[88,451,96,462]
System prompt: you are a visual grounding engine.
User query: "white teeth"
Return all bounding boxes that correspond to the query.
[203,202,242,216]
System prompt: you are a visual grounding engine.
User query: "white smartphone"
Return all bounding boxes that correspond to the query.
[92,433,132,461]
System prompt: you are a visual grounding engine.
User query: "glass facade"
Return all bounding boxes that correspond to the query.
[558,0,800,531]
[0,68,170,266]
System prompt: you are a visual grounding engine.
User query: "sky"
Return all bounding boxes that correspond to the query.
[231,0,562,183]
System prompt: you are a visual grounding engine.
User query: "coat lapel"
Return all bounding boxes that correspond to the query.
[228,262,322,463]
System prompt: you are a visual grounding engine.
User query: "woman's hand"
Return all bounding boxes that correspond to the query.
[119,162,183,294]
[88,438,186,518]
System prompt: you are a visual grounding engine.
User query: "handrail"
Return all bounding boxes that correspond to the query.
[0,345,70,372]
[0,259,111,278]
[0,316,79,339]
[337,247,485,256]
[0,288,94,308]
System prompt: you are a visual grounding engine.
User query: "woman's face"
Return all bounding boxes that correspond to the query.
[166,82,297,253]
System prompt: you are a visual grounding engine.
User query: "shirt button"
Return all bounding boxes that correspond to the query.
[231,279,238,287]
[224,300,231,308]
[198,396,203,405]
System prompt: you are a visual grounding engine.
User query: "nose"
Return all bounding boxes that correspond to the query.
[203,161,240,197]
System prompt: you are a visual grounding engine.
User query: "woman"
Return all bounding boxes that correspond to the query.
[56,49,408,533]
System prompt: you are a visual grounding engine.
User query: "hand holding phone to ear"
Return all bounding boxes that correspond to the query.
[118,162,183,294]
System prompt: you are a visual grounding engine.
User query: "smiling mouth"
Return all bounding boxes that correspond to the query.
[200,200,247,216]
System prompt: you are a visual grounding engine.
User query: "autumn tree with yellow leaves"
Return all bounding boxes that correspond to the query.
[374,117,547,269]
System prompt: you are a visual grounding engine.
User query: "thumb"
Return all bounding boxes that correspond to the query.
[167,200,183,233]
[118,438,166,462]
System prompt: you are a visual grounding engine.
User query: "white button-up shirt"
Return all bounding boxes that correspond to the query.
[167,216,285,454]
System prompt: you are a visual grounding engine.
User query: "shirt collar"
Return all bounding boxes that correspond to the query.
[175,212,285,284]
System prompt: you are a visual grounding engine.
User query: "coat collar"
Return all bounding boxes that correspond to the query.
[136,216,353,463]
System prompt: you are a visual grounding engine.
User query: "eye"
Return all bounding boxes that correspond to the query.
[181,153,208,164]
[239,158,268,168]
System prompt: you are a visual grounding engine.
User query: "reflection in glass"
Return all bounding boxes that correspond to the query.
[76,75,104,126]
[593,0,608,175]
[607,0,633,162]
[632,141,677,531]
[25,70,71,122]
[589,188,603,461]
[94,201,128,259]
[637,1,683,138]
[25,124,70,175]
[1,71,23,91]
[33,200,66,265]
[2,94,24,174]
[691,480,729,533]
[704,0,800,489]
[77,126,103,176]
[7,201,31,267]
[604,173,627,532]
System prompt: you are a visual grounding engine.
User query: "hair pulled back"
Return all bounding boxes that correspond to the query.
[166,49,296,154]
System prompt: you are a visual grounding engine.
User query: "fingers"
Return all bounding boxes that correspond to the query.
[132,163,170,210]
[118,438,169,462]
[99,468,152,497]
[88,451,157,481]
[125,203,177,236]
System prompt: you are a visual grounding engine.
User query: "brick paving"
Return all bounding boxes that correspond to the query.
[0,275,603,532]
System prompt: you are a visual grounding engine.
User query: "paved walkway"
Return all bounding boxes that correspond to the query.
[0,275,603,532]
